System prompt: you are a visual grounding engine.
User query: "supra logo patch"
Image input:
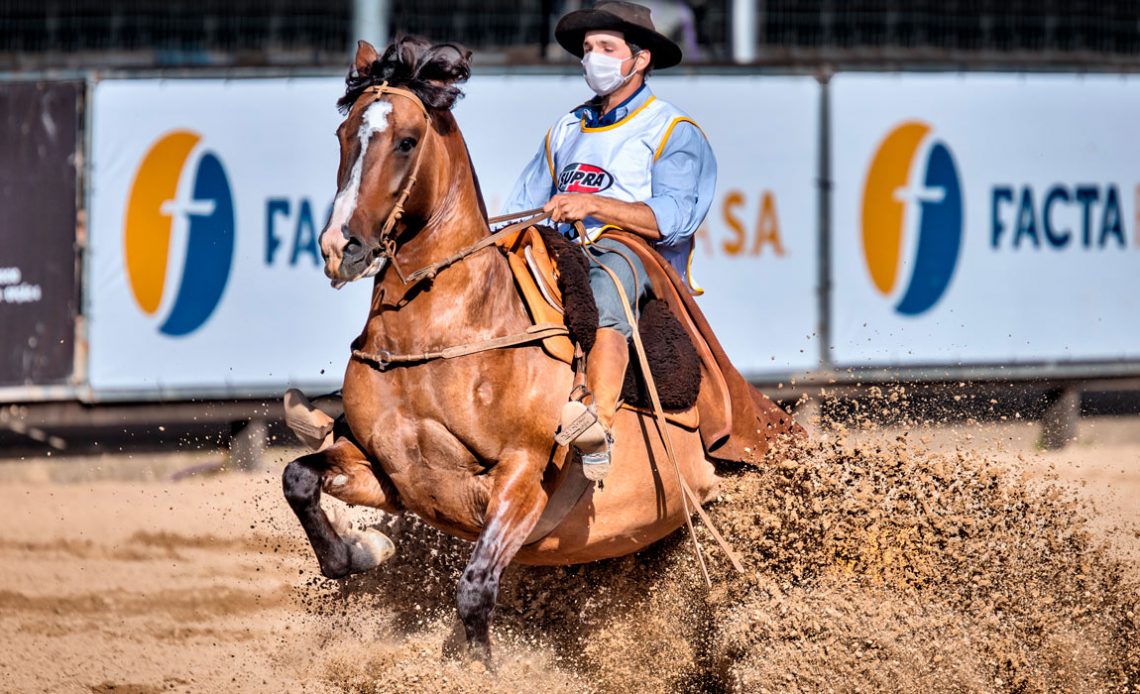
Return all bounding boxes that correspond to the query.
[558,162,614,193]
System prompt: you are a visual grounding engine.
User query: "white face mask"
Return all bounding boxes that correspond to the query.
[581,50,640,96]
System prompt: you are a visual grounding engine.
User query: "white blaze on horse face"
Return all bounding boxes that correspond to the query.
[323,100,394,259]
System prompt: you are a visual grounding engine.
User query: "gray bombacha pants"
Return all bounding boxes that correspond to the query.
[585,237,652,339]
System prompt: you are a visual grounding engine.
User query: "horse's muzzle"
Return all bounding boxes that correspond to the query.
[324,239,386,288]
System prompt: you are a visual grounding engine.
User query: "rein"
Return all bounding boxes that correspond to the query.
[349,205,562,370]
[348,84,565,369]
[399,208,550,285]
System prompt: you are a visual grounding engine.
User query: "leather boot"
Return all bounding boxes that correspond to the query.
[577,327,629,480]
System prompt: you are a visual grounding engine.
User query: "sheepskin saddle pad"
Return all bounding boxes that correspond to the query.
[503,225,701,412]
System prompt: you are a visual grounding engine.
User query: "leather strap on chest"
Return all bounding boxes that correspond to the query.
[351,323,569,370]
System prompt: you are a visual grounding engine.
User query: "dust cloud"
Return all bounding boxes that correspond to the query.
[1,394,1137,693]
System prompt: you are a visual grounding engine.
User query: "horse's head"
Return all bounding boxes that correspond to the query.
[320,37,472,285]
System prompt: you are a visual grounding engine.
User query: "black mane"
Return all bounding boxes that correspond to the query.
[338,36,472,115]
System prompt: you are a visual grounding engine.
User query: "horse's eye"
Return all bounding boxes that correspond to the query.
[397,137,417,153]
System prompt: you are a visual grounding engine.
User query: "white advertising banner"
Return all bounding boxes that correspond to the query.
[89,74,819,396]
[89,78,368,396]
[461,75,820,376]
[831,73,1140,367]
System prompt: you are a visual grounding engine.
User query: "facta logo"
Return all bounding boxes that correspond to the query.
[124,130,235,336]
[861,121,963,316]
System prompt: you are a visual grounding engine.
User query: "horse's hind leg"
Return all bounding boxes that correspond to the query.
[456,457,545,665]
[282,435,400,579]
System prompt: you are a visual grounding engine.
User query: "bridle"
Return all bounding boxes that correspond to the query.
[345,81,551,288]
[342,81,561,370]
[354,82,432,282]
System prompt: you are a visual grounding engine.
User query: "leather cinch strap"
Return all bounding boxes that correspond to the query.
[352,323,569,369]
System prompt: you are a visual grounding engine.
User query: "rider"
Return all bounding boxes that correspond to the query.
[505,1,716,480]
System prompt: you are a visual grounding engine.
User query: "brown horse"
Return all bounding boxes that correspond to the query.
[283,37,781,663]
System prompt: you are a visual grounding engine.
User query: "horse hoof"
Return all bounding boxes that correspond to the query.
[441,618,467,661]
[343,528,395,572]
[466,645,494,673]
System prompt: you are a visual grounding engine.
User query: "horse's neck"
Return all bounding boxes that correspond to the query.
[363,126,530,353]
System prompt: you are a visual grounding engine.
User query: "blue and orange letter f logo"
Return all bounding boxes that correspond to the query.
[861,121,963,316]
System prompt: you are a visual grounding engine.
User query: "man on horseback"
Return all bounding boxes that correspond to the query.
[506,1,716,480]
[278,31,803,666]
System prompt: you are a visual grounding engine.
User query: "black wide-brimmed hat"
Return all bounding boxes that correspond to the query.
[555,1,683,69]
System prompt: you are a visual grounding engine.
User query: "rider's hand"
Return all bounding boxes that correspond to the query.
[544,193,596,223]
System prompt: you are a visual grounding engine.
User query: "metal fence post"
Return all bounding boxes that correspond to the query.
[732,0,758,63]
[230,418,269,471]
[353,0,389,49]
[1041,386,1081,450]
[817,70,833,371]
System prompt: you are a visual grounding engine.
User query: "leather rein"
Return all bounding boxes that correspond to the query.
[347,84,565,370]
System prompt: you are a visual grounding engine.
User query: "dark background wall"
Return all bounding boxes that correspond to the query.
[0,80,80,387]
[1,1,1137,69]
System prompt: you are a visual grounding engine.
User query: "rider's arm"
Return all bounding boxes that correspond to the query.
[544,192,662,239]
[504,131,557,214]
[545,121,717,244]
[644,121,717,251]
[586,198,662,240]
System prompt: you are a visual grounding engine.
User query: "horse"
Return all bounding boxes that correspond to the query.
[282,37,789,664]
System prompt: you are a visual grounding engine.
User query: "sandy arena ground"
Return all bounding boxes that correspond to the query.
[0,415,1137,693]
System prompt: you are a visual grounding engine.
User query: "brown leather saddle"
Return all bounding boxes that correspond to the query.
[497,226,801,464]
[498,225,577,364]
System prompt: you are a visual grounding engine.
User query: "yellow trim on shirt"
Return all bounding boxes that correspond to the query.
[653,117,702,162]
[579,96,657,132]
[579,223,621,246]
[544,129,556,183]
[685,243,704,296]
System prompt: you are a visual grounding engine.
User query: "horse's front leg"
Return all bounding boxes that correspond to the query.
[457,455,545,665]
[282,435,400,579]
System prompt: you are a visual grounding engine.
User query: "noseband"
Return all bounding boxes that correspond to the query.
[358,82,431,281]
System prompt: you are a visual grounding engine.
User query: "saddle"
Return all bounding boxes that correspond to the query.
[497,225,801,465]
[498,225,578,364]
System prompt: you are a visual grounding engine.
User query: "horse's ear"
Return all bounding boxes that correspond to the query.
[353,40,379,76]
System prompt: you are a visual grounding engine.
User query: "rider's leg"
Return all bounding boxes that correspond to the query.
[570,238,651,479]
[586,328,629,433]
[576,327,627,479]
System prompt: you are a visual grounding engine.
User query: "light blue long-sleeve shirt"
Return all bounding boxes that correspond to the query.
[505,85,717,277]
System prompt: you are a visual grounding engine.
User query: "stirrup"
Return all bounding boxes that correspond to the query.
[579,433,613,482]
